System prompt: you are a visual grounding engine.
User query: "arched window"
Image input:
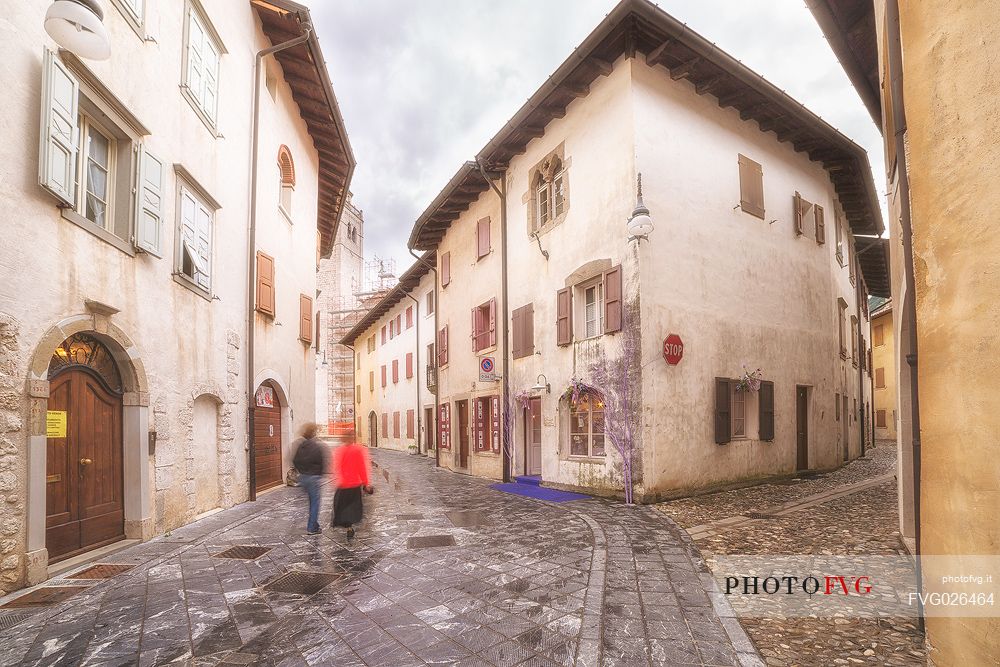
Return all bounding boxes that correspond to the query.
[48,333,124,394]
[534,171,550,228]
[530,152,568,233]
[567,389,605,458]
[277,145,295,215]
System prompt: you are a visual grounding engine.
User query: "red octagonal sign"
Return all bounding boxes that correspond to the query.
[663,334,684,365]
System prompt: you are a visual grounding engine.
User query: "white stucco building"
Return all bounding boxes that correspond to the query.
[341,256,437,455]
[406,0,883,500]
[0,0,352,593]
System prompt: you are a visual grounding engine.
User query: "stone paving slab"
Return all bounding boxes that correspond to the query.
[0,450,759,666]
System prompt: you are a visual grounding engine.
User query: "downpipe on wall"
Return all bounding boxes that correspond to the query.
[404,292,422,453]
[408,248,439,468]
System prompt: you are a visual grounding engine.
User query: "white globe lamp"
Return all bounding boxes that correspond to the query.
[45,0,111,61]
[627,173,654,241]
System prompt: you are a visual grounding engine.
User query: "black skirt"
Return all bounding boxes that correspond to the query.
[332,486,364,527]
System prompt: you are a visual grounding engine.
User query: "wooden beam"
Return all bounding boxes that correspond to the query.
[776,127,808,143]
[757,115,786,133]
[541,105,567,119]
[589,57,613,77]
[739,102,771,121]
[669,57,701,81]
[563,83,590,98]
[645,39,674,66]
[793,138,825,152]
[717,90,746,109]
[521,125,546,140]
[695,75,723,95]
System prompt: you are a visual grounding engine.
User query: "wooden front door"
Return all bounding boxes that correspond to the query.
[526,397,542,476]
[796,386,808,471]
[457,400,470,468]
[253,383,282,492]
[46,370,125,562]
[424,407,434,452]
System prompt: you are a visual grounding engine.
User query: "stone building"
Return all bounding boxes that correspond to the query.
[340,256,437,455]
[811,0,1000,662]
[406,0,884,499]
[314,193,364,436]
[0,0,352,593]
[869,296,896,441]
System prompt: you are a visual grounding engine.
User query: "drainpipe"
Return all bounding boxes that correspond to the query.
[886,0,923,631]
[405,292,421,453]
[408,248,439,468]
[855,266,865,458]
[476,159,511,483]
[344,343,356,437]
[246,26,313,501]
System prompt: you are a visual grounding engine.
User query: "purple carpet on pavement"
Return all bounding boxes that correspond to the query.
[490,482,590,502]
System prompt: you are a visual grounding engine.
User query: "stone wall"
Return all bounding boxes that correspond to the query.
[0,314,24,595]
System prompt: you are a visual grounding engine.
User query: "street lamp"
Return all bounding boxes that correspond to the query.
[44,0,111,61]
[531,374,550,394]
[627,173,654,242]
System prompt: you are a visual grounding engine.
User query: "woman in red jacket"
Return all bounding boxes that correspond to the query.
[331,438,373,538]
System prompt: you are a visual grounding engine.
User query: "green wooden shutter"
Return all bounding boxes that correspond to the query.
[39,49,79,206]
[715,378,731,444]
[759,380,774,441]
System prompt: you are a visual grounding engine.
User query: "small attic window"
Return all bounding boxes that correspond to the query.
[277,145,295,217]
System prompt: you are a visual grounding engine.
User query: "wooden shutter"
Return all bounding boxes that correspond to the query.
[256,252,275,316]
[556,287,572,346]
[135,146,164,256]
[512,303,535,360]
[369,370,374,391]
[441,252,451,287]
[738,154,765,219]
[406,352,413,379]
[715,378,731,444]
[407,409,414,438]
[355,385,361,404]
[758,380,775,441]
[381,325,386,344]
[393,412,400,438]
[793,192,803,236]
[477,217,491,259]
[511,306,523,359]
[298,294,312,343]
[471,306,479,351]
[392,359,399,384]
[39,49,79,206]
[406,306,413,329]
[876,410,886,428]
[875,367,885,388]
[815,204,825,244]
[396,314,402,334]
[381,365,386,388]
[488,298,497,348]
[604,265,623,334]
[438,325,449,366]
[382,412,388,436]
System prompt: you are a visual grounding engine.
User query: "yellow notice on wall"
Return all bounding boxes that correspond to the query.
[46,411,67,438]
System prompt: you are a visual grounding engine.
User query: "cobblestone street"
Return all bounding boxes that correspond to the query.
[656,444,926,666]
[0,449,760,667]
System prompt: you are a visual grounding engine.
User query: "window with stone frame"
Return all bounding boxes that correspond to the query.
[527,148,569,234]
[567,391,605,458]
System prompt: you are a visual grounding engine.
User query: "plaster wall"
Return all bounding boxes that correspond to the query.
[0,1,325,592]
[630,57,866,498]
[353,271,434,456]
[433,192,503,478]
[504,59,638,494]
[895,0,1000,662]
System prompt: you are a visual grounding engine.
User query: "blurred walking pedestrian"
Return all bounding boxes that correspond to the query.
[331,434,373,538]
[291,423,327,535]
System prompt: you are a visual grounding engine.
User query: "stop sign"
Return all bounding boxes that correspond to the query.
[663,334,684,365]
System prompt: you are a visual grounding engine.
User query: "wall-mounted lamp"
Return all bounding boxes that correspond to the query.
[45,0,111,60]
[627,173,654,242]
[531,374,551,394]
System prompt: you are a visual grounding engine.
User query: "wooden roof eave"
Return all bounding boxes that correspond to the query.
[340,252,437,346]
[407,162,487,250]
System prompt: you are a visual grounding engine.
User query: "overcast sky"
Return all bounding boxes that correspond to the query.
[309,0,885,279]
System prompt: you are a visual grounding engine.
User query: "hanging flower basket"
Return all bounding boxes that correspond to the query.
[560,378,597,405]
[735,367,762,393]
[514,390,532,410]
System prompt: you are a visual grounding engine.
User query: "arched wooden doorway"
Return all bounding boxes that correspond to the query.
[368,411,378,447]
[46,334,125,562]
[253,381,283,492]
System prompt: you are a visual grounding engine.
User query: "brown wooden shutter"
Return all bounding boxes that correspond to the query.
[471,306,479,351]
[438,325,449,366]
[406,352,413,378]
[738,154,765,219]
[407,409,414,438]
[512,303,535,360]
[875,367,885,388]
[511,306,523,359]
[256,251,275,316]
[314,311,321,352]
[759,380,774,441]
[298,294,313,343]
[477,217,491,259]
[793,192,803,236]
[556,287,572,346]
[815,204,825,244]
[369,370,374,391]
[876,410,886,427]
[393,412,400,438]
[381,325,386,345]
[441,252,451,287]
[488,298,497,347]
[381,365,386,388]
[406,306,413,329]
[382,412,388,436]
[604,265,623,334]
[715,378,731,444]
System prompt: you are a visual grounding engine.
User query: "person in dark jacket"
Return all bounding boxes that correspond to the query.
[291,423,328,535]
